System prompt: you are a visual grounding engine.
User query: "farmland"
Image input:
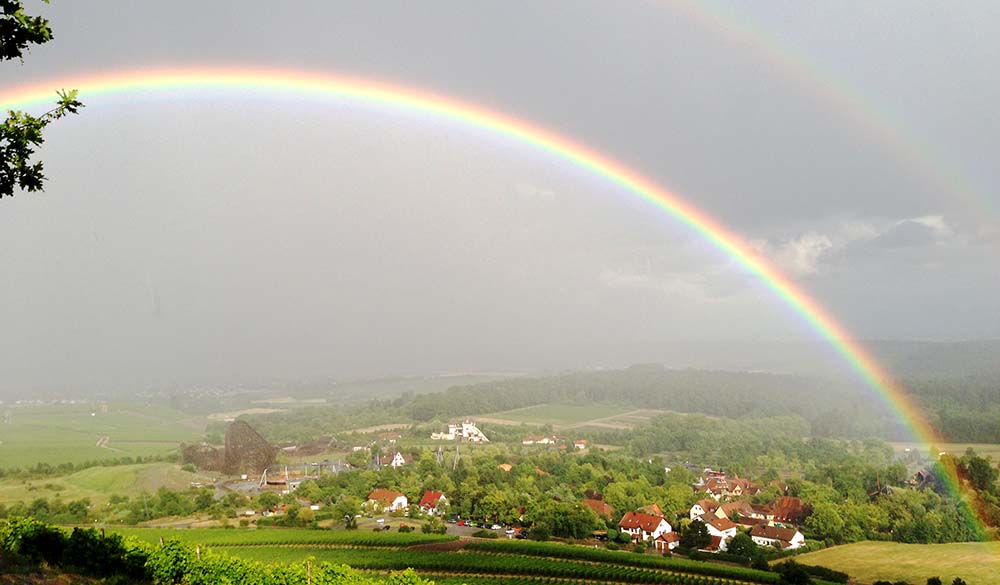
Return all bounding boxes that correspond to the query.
[0,462,213,507]
[104,527,788,585]
[0,403,205,470]
[480,403,650,429]
[790,540,1000,584]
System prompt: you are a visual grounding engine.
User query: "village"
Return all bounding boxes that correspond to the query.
[187,419,813,559]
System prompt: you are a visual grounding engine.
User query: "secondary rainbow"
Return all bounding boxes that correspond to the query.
[671,0,996,221]
[0,67,974,521]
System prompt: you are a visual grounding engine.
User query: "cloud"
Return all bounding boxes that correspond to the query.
[752,214,958,277]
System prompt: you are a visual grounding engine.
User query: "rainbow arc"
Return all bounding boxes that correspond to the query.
[0,66,981,532]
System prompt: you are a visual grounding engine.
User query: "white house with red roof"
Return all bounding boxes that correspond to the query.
[418,490,448,515]
[653,531,680,552]
[750,525,806,550]
[701,516,738,551]
[618,511,672,542]
[367,489,408,512]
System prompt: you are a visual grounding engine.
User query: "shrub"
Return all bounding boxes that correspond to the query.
[472,529,499,538]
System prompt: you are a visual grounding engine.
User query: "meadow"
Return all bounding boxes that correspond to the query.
[0,462,212,507]
[790,541,1000,584]
[0,403,205,470]
[481,403,637,427]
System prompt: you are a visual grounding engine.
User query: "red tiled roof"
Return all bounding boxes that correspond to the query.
[367,489,405,505]
[750,525,800,542]
[619,511,666,532]
[705,536,723,551]
[581,498,614,518]
[419,491,444,509]
[706,516,737,531]
[656,532,680,542]
[694,499,719,513]
[769,496,810,523]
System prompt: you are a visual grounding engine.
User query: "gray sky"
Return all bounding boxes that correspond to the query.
[1,0,998,392]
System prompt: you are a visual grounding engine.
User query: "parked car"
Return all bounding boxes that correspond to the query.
[505,528,515,535]
[490,524,502,530]
[376,518,385,524]
[457,520,466,526]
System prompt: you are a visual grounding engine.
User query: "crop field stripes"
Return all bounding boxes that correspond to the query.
[454,550,758,585]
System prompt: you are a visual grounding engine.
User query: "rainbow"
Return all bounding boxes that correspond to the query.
[0,67,979,527]
[671,0,996,222]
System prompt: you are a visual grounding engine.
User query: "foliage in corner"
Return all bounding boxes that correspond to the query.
[1,0,83,198]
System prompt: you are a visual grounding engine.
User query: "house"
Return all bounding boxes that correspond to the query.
[376,452,406,469]
[653,531,680,552]
[418,490,448,515]
[768,496,810,525]
[581,498,614,519]
[701,516,738,550]
[690,499,721,520]
[433,420,490,442]
[750,525,805,550]
[573,439,588,450]
[618,511,672,542]
[638,503,663,516]
[522,435,558,446]
[718,500,755,520]
[367,489,408,512]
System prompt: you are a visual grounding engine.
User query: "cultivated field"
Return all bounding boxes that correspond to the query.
[480,403,655,429]
[790,540,1000,584]
[0,462,213,507]
[106,528,786,584]
[0,403,205,470]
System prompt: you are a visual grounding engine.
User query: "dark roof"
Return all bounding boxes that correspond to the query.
[750,525,800,542]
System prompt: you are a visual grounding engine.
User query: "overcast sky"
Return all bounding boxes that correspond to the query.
[1,1,998,392]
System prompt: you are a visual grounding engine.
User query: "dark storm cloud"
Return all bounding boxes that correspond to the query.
[0,0,997,393]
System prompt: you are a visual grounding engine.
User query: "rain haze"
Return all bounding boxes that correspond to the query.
[2,0,999,395]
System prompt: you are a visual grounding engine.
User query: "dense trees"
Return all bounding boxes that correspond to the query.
[1,0,83,198]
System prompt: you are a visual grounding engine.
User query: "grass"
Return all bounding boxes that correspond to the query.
[108,527,455,547]
[0,462,213,507]
[0,403,205,470]
[790,540,1000,584]
[485,403,635,426]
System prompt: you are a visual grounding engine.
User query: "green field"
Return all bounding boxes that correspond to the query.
[484,403,635,426]
[790,541,1000,584]
[0,462,213,507]
[105,527,784,584]
[109,527,455,547]
[0,403,205,470]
